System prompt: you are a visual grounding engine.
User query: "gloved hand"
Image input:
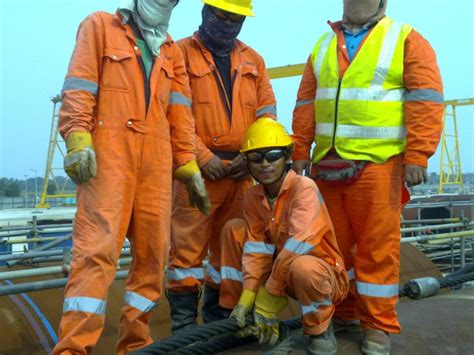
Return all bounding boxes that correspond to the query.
[253,286,288,346]
[230,289,258,338]
[174,160,211,215]
[63,132,97,185]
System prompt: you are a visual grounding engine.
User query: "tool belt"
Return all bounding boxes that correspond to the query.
[313,153,367,186]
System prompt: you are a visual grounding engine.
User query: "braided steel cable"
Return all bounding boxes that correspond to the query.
[133,316,302,354]
[444,263,474,279]
[439,271,474,288]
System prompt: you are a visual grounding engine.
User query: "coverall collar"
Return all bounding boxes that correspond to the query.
[254,169,296,202]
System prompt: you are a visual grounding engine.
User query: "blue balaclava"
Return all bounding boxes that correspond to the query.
[198,4,245,57]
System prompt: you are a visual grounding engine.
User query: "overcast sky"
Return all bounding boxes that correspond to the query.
[1,0,473,179]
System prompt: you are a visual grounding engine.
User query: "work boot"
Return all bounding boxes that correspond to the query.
[166,289,200,334]
[202,284,231,323]
[308,326,337,355]
[361,329,391,355]
[332,317,362,333]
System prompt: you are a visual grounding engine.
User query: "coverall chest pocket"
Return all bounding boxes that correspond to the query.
[240,63,259,109]
[100,48,133,92]
[159,60,175,106]
[187,65,213,104]
[267,221,289,245]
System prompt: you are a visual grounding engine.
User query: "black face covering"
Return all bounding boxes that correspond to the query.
[198,5,245,57]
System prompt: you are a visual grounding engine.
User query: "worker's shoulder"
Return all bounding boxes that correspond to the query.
[176,35,194,47]
[236,40,265,61]
[79,11,117,29]
[83,11,115,23]
[290,173,319,194]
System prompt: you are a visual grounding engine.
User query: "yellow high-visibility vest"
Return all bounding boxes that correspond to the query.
[310,17,413,164]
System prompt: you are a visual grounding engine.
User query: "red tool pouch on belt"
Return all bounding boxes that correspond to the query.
[312,153,367,186]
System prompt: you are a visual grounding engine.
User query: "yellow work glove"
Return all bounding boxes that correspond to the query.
[230,289,259,338]
[174,160,211,215]
[253,286,288,346]
[64,132,97,185]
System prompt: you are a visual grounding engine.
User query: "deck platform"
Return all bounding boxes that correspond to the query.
[226,286,474,354]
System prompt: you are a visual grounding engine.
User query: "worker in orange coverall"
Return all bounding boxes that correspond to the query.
[291,0,444,354]
[52,1,211,354]
[166,0,276,333]
[219,118,349,355]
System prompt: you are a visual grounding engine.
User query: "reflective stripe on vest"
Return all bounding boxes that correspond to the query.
[311,17,413,163]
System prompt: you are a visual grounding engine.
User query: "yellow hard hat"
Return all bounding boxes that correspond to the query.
[202,0,255,17]
[241,117,293,153]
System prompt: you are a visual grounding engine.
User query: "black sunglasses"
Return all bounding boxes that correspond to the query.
[245,149,288,164]
[210,6,245,23]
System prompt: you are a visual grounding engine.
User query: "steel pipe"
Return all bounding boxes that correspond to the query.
[0,270,129,296]
[401,218,463,224]
[6,234,72,266]
[3,248,131,264]
[401,222,472,234]
[0,249,64,262]
[0,223,73,233]
[1,236,71,245]
[401,230,474,244]
[0,257,132,281]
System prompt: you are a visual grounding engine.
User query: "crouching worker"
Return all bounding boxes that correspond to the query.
[219,118,349,354]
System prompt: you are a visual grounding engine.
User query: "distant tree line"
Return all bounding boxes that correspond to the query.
[0,177,76,197]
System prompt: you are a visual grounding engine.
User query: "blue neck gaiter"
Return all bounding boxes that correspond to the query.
[198,5,244,58]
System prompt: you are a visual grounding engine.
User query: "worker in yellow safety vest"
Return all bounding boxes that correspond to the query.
[291,1,444,354]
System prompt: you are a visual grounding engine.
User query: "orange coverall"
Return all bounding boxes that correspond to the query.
[292,21,444,333]
[53,11,196,354]
[167,33,276,293]
[220,170,349,335]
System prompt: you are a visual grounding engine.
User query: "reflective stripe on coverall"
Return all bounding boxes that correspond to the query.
[291,20,444,333]
[53,11,196,355]
[220,171,349,335]
[167,32,276,293]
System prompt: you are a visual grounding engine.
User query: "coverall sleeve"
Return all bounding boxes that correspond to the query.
[255,54,277,119]
[195,136,214,168]
[168,45,197,167]
[291,56,316,161]
[242,193,275,293]
[265,183,331,297]
[403,30,444,167]
[58,14,104,139]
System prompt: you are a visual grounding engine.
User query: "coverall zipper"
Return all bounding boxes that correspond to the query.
[138,56,152,113]
[332,79,343,147]
[211,64,235,121]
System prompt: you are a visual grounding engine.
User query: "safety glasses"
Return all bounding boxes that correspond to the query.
[245,149,288,164]
[210,7,245,23]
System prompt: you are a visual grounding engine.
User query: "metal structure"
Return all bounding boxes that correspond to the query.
[438,98,474,193]
[38,95,75,208]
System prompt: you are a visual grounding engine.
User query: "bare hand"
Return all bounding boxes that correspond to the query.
[292,160,311,176]
[404,164,427,187]
[201,155,229,181]
[228,154,249,181]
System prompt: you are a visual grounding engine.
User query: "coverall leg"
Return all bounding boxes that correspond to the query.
[54,130,173,354]
[220,219,343,335]
[168,177,250,292]
[317,155,402,334]
[116,134,172,354]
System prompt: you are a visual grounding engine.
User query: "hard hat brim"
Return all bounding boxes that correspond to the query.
[202,0,256,17]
